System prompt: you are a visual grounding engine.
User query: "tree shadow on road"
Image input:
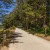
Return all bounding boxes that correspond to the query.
[9,32,23,44]
[0,32,23,50]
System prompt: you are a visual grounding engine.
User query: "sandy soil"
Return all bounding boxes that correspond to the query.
[9,28,50,50]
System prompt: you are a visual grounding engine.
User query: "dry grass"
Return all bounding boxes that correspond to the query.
[35,33,50,41]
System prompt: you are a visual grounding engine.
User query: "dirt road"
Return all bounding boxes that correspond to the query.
[9,28,50,50]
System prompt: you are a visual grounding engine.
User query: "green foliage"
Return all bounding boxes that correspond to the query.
[10,26,16,29]
[3,0,50,35]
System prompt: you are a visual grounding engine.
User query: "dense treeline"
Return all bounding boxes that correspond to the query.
[3,0,50,35]
[0,0,16,46]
